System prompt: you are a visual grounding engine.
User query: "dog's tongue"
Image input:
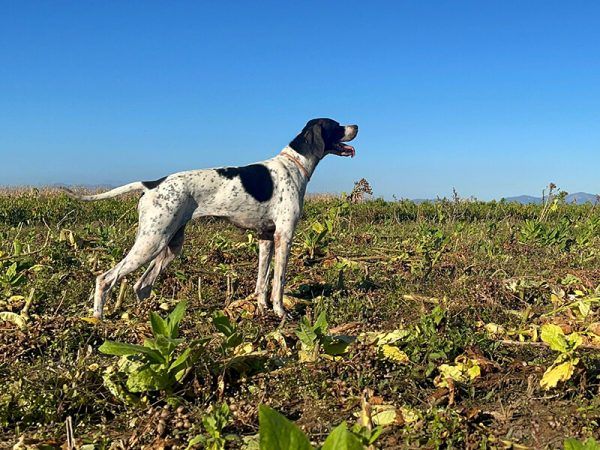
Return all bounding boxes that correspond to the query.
[340,144,355,157]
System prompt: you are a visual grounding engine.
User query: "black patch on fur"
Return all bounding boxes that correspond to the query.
[142,176,167,189]
[289,118,346,159]
[216,164,273,202]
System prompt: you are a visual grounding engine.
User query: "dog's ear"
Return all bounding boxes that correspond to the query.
[306,123,325,158]
[290,121,325,158]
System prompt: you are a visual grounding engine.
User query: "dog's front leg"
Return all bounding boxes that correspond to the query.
[270,230,293,318]
[255,237,274,313]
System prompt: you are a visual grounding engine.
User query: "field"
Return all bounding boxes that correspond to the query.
[1,189,600,449]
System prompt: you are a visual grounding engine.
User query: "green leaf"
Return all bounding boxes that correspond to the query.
[258,405,313,450]
[101,367,139,405]
[149,311,168,338]
[564,437,600,450]
[212,311,236,337]
[167,300,187,338]
[169,347,193,381]
[540,324,569,353]
[6,262,17,279]
[313,311,329,336]
[186,435,205,449]
[150,334,182,359]
[322,422,363,450]
[296,323,318,349]
[323,335,354,356]
[126,365,170,392]
[98,340,165,364]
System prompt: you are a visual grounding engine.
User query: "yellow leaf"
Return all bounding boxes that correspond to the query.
[540,359,578,390]
[234,342,254,356]
[399,406,419,424]
[381,345,410,363]
[376,329,410,345]
[484,323,505,335]
[435,364,466,387]
[282,295,307,309]
[298,349,316,363]
[0,312,27,329]
[371,405,397,426]
[576,300,591,318]
[80,317,102,325]
[466,364,481,381]
[435,359,482,387]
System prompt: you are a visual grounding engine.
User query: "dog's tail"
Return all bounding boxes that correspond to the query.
[60,182,146,201]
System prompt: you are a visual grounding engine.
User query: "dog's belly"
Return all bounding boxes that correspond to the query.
[227,216,275,232]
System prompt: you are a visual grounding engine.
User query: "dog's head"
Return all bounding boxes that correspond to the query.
[289,118,358,160]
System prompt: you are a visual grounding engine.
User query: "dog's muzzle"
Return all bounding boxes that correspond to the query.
[342,125,358,142]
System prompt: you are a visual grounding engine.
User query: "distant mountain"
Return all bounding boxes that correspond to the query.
[503,195,543,205]
[564,192,599,204]
[503,192,599,205]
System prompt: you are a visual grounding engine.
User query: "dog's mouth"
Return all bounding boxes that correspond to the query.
[332,142,356,157]
[331,124,358,157]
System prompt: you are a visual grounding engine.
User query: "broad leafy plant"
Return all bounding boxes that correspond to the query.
[187,403,236,450]
[296,311,354,362]
[100,301,206,393]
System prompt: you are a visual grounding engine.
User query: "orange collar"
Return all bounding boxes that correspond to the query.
[281,149,310,179]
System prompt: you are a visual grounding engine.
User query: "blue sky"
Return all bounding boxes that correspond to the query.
[1,1,599,199]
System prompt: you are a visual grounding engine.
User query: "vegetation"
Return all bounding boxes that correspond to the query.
[1,187,600,448]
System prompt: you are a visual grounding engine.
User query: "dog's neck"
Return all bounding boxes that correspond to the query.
[280,146,318,180]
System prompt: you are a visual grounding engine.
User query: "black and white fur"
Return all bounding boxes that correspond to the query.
[64,118,358,319]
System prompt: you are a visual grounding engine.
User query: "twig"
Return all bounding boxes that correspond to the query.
[198,276,203,302]
[112,279,128,314]
[56,209,76,230]
[65,416,75,449]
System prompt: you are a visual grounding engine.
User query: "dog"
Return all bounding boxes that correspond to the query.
[64,118,358,319]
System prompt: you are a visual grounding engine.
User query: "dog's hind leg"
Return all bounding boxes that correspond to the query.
[93,237,168,318]
[133,226,186,300]
[93,210,190,318]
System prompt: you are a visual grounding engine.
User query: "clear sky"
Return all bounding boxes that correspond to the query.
[1,1,599,200]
